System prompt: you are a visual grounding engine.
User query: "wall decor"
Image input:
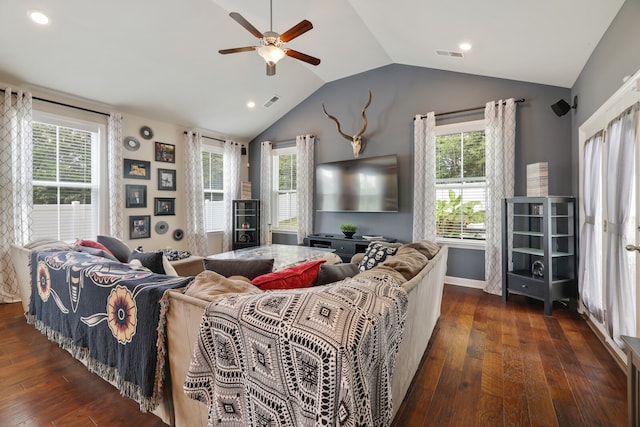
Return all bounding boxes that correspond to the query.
[154,197,176,216]
[129,215,151,239]
[125,184,147,208]
[123,159,151,180]
[155,142,175,163]
[158,168,176,191]
[322,89,372,158]
[173,229,184,241]
[155,221,169,234]
[123,136,140,151]
[140,125,154,140]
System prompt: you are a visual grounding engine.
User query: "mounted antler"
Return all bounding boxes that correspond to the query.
[322,89,372,158]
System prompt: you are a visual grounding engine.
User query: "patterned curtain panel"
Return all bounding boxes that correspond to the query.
[222,141,241,252]
[184,131,208,256]
[107,113,124,238]
[412,113,436,242]
[0,89,33,303]
[296,134,314,244]
[483,98,516,295]
[260,141,273,246]
[579,132,603,322]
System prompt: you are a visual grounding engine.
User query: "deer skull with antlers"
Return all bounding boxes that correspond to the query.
[322,89,372,158]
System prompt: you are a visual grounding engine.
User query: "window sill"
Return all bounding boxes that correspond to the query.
[272,229,297,235]
[436,238,486,251]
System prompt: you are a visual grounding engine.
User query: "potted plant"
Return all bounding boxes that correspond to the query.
[340,223,358,238]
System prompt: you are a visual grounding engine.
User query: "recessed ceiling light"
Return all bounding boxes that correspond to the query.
[459,42,472,51]
[247,101,256,108]
[28,10,50,25]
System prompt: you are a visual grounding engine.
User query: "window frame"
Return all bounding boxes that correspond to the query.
[434,119,486,250]
[31,110,106,242]
[201,143,224,232]
[272,146,297,234]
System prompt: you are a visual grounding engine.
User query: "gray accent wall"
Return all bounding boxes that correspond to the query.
[249,64,572,280]
[571,0,640,197]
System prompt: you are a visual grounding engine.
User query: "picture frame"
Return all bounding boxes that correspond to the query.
[125,184,147,208]
[124,159,151,180]
[155,142,175,163]
[129,215,151,239]
[154,197,176,216]
[157,168,176,191]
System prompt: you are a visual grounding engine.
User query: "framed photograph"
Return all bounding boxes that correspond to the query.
[158,168,176,191]
[155,142,175,163]
[154,197,176,216]
[129,215,151,239]
[124,159,151,180]
[125,184,147,208]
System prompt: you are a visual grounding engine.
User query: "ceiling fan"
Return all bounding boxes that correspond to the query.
[218,0,321,76]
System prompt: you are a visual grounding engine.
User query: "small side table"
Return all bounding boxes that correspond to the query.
[621,335,640,426]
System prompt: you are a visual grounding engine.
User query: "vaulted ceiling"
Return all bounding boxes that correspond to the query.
[0,0,626,141]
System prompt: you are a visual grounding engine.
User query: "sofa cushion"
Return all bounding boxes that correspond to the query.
[129,251,166,274]
[203,258,274,280]
[400,239,440,260]
[252,260,325,290]
[315,262,359,286]
[97,235,132,263]
[358,241,402,272]
[185,270,262,302]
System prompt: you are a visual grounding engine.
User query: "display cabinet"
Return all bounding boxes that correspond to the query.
[232,199,260,250]
[502,196,577,315]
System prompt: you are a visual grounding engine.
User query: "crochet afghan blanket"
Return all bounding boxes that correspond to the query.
[184,275,408,426]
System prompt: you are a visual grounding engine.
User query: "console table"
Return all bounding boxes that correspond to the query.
[304,234,396,262]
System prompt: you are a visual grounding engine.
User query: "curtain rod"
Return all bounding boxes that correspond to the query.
[416,98,525,120]
[184,131,246,146]
[0,87,110,117]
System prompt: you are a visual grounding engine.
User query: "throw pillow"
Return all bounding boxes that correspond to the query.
[129,251,166,274]
[203,258,274,280]
[97,235,133,263]
[74,245,119,262]
[75,239,115,257]
[315,262,359,286]
[358,241,402,272]
[185,270,262,302]
[381,246,429,281]
[252,259,325,290]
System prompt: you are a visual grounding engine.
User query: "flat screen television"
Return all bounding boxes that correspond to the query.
[315,154,399,212]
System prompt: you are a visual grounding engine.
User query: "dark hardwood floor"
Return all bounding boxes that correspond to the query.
[0,284,627,426]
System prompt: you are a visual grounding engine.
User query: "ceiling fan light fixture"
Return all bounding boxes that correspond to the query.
[257,45,286,64]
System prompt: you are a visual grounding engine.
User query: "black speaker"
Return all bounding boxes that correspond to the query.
[551,96,578,117]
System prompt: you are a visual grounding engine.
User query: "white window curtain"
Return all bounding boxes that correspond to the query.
[260,141,273,246]
[222,141,241,252]
[296,134,314,244]
[579,131,603,322]
[412,112,436,241]
[184,131,208,256]
[106,113,124,238]
[604,103,639,346]
[0,89,33,303]
[484,98,516,295]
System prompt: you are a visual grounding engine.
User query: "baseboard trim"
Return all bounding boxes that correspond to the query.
[444,276,486,289]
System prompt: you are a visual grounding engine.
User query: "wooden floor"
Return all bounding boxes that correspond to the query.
[0,284,627,426]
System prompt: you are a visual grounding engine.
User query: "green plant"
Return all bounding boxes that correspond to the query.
[340,223,358,233]
[436,190,485,239]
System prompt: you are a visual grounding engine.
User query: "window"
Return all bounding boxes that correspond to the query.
[435,119,486,243]
[272,147,297,231]
[202,145,224,232]
[31,113,103,241]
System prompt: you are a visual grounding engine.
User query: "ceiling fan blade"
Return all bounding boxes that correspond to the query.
[266,62,276,76]
[285,49,321,66]
[219,47,257,54]
[229,12,264,39]
[280,20,313,43]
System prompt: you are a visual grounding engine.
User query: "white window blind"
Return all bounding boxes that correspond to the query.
[32,116,101,241]
[273,147,297,231]
[435,120,486,242]
[202,146,224,231]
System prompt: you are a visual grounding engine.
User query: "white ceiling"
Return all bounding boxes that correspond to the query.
[0,0,626,142]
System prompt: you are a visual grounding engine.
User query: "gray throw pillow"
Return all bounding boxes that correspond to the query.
[203,258,274,280]
[97,235,132,263]
[129,251,166,274]
[75,245,119,262]
[315,262,359,286]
